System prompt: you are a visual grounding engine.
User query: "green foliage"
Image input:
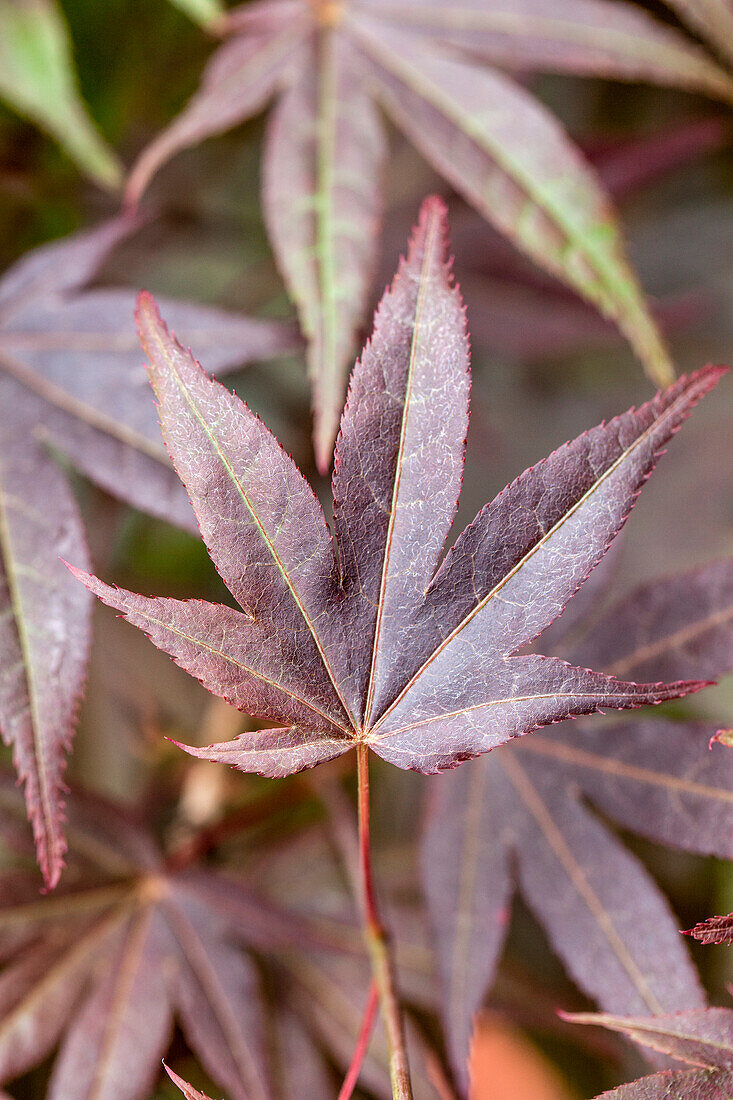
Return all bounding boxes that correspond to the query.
[0,0,121,187]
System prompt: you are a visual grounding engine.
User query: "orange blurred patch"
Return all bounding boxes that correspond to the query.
[469,1013,575,1100]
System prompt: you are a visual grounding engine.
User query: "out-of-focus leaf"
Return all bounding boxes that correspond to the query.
[48,908,174,1100]
[263,31,385,470]
[422,724,715,1094]
[125,20,304,209]
[168,0,224,27]
[422,549,733,1092]
[663,0,733,70]
[395,116,726,366]
[570,1008,733,1098]
[0,378,91,889]
[462,278,706,364]
[565,558,733,682]
[354,25,673,386]
[124,0,733,457]
[422,759,511,1091]
[285,950,442,1099]
[0,778,332,1100]
[0,0,122,187]
[73,201,717,779]
[0,218,299,532]
[371,0,733,97]
[584,116,732,203]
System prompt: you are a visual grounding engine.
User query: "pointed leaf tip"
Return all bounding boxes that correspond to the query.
[164,1066,217,1100]
[134,289,166,340]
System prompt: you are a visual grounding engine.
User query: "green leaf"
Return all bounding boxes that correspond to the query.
[168,0,224,29]
[0,0,122,188]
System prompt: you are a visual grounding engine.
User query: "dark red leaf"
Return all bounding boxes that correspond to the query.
[123,0,733,456]
[566,558,733,682]
[0,780,334,1100]
[75,200,721,778]
[569,1007,733,1098]
[0,218,298,532]
[0,378,91,888]
[684,914,733,946]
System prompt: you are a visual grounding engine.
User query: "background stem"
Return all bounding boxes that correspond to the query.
[356,744,414,1100]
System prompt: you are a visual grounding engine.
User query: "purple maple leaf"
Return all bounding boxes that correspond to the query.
[71,197,724,777]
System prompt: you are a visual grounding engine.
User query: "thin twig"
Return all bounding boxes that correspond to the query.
[337,980,379,1100]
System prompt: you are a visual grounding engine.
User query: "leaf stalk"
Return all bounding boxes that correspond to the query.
[356,744,413,1099]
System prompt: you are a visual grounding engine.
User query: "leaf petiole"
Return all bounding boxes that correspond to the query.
[356,744,413,1099]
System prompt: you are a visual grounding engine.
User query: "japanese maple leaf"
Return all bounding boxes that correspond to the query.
[72,197,722,779]
[393,117,727,365]
[0,215,298,532]
[568,1007,733,1098]
[0,216,296,889]
[685,914,733,946]
[124,0,733,467]
[0,381,91,890]
[421,555,733,1094]
[0,775,333,1100]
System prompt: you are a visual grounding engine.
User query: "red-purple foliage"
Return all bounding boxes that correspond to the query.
[569,1008,733,1098]
[123,0,733,462]
[74,199,721,779]
[684,914,733,946]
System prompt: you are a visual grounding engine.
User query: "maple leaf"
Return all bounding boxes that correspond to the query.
[0,379,91,890]
[122,0,733,466]
[566,557,733,682]
[446,115,728,362]
[421,555,733,1094]
[684,915,733,946]
[73,198,721,781]
[567,1007,733,1098]
[0,215,299,532]
[0,774,338,1100]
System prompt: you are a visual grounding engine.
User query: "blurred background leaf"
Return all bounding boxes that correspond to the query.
[0,0,122,188]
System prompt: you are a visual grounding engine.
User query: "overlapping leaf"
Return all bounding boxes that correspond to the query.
[0,216,298,532]
[566,557,733,682]
[421,555,733,1094]
[0,776,338,1100]
[124,0,733,464]
[0,0,122,187]
[570,1007,733,1098]
[0,380,91,889]
[74,199,720,782]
